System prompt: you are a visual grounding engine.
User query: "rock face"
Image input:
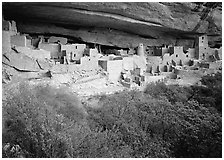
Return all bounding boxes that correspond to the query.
[3,2,222,48]
[3,50,41,72]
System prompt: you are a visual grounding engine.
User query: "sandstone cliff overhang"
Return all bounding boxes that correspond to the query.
[3,2,222,48]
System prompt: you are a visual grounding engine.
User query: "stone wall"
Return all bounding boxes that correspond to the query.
[3,20,11,31]
[169,46,190,65]
[3,20,17,34]
[154,47,169,56]
[2,31,11,54]
[51,64,80,74]
[122,56,134,71]
[144,74,166,84]
[186,48,196,58]
[133,55,147,71]
[107,60,123,82]
[147,56,162,73]
[49,36,67,45]
[80,56,98,71]
[98,59,107,71]
[61,44,86,61]
[89,48,98,57]
[39,43,60,59]
[11,35,27,47]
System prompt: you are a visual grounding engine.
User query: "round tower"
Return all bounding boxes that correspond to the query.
[137,43,144,57]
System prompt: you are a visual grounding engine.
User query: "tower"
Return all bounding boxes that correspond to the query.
[137,43,144,57]
[195,35,209,60]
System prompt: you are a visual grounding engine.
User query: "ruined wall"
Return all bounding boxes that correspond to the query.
[107,60,123,82]
[162,47,169,56]
[161,53,172,65]
[49,36,67,45]
[169,46,183,55]
[89,48,98,57]
[215,47,222,60]
[39,43,60,59]
[11,35,28,47]
[186,48,196,58]
[144,73,166,84]
[2,31,11,54]
[133,55,147,71]
[3,20,17,34]
[147,45,194,74]
[118,49,128,56]
[154,47,169,56]
[80,56,98,71]
[11,20,17,33]
[147,56,162,73]
[3,20,11,31]
[31,37,41,48]
[209,61,222,70]
[122,56,134,71]
[61,44,86,61]
[99,59,122,82]
[169,46,190,65]
[51,63,80,73]
[26,38,33,48]
[146,47,154,56]
[98,59,107,71]
[154,48,162,56]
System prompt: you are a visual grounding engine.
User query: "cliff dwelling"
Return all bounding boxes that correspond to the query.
[2,2,222,95]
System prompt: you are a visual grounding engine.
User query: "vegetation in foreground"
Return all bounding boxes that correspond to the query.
[2,72,222,158]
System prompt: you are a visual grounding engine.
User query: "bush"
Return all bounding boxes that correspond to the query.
[144,82,191,104]
[86,91,172,157]
[3,79,222,158]
[171,101,222,158]
[86,87,222,158]
[190,72,222,112]
[2,82,86,158]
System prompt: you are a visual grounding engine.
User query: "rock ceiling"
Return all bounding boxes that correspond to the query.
[3,2,222,48]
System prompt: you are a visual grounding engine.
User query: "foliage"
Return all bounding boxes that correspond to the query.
[2,83,86,158]
[2,75,222,158]
[190,72,222,112]
[144,81,191,104]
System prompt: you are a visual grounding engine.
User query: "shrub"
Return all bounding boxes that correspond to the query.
[2,82,86,158]
[3,78,222,158]
[190,72,222,112]
[144,82,191,104]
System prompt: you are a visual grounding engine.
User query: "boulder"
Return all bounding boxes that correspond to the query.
[3,50,41,72]
[15,46,51,60]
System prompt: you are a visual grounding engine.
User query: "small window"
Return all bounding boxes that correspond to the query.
[176,55,178,57]
[186,55,188,58]
[44,38,48,43]
[202,37,204,40]
[76,46,77,49]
